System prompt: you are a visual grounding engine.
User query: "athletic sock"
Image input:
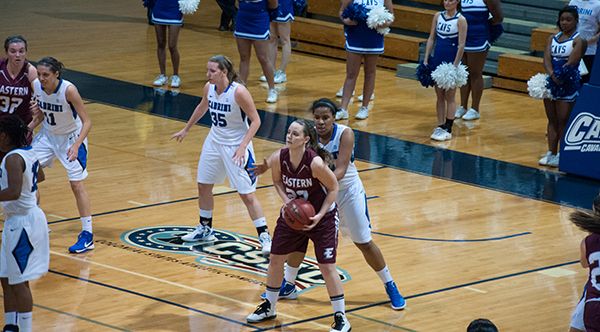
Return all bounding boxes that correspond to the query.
[444,118,454,133]
[284,264,300,283]
[265,286,279,311]
[253,217,268,235]
[18,312,31,332]
[81,216,92,233]
[4,312,16,325]
[376,265,394,284]
[330,294,345,314]
[199,209,213,228]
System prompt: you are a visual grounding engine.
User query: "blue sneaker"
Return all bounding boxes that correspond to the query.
[385,281,406,310]
[68,231,94,254]
[260,280,298,300]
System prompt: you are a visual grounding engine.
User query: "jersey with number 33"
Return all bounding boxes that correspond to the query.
[33,78,82,135]
[206,82,249,146]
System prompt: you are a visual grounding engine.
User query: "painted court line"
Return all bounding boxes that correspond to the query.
[348,312,418,332]
[127,200,146,206]
[50,251,329,329]
[372,231,532,243]
[464,286,487,294]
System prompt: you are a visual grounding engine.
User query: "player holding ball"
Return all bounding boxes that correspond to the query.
[247,119,351,332]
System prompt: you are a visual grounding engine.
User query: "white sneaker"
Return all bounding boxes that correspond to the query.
[355,106,369,120]
[336,87,355,98]
[274,70,287,84]
[259,75,267,82]
[247,300,277,323]
[538,151,553,166]
[258,232,272,255]
[547,153,560,167]
[153,74,168,86]
[430,127,452,141]
[455,106,467,118]
[170,75,181,88]
[266,89,278,103]
[181,225,216,242]
[462,108,480,121]
[330,312,351,332]
[335,108,349,120]
[358,93,375,102]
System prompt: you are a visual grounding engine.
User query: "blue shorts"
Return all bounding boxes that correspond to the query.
[344,22,384,54]
[151,0,183,26]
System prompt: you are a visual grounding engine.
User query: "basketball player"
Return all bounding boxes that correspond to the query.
[335,0,394,120]
[456,0,503,121]
[247,119,351,332]
[171,55,272,255]
[0,115,49,332]
[1,36,39,143]
[31,57,93,254]
[570,194,600,331]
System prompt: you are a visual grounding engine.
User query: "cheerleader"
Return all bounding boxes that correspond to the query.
[456,0,503,121]
[539,6,585,167]
[423,0,467,141]
[151,0,184,88]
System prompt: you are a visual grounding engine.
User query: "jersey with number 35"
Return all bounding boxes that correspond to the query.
[0,148,40,215]
[206,82,249,146]
[33,78,82,135]
[0,59,33,125]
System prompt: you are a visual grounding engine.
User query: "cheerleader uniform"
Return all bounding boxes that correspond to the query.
[550,31,581,102]
[274,0,294,22]
[344,0,385,54]
[151,0,183,26]
[234,0,271,40]
[461,0,490,52]
[429,11,461,69]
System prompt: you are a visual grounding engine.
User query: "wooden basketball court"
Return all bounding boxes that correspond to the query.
[0,0,595,331]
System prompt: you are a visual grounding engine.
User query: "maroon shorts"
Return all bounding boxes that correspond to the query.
[585,300,600,331]
[271,208,339,264]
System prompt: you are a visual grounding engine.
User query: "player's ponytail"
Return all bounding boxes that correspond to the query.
[570,193,600,234]
[294,119,334,169]
[209,54,240,83]
[38,56,64,78]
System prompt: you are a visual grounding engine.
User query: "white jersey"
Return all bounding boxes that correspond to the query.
[0,148,39,216]
[206,82,249,146]
[34,79,82,135]
[570,0,600,55]
[321,123,360,191]
[551,31,580,60]
[436,11,461,39]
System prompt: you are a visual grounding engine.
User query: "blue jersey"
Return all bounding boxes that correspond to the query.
[430,11,462,68]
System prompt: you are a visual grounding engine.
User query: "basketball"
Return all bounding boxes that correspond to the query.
[283,198,316,230]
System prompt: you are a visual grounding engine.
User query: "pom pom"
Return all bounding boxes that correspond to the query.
[366,6,394,35]
[527,73,551,99]
[547,65,581,99]
[293,0,307,16]
[416,62,434,88]
[431,63,469,90]
[179,0,200,15]
[342,3,369,23]
[489,22,504,44]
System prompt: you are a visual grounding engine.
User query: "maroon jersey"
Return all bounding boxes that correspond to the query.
[0,59,33,125]
[280,147,328,212]
[585,233,600,301]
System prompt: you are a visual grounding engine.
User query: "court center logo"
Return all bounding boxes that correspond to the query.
[121,226,350,292]
[564,112,600,152]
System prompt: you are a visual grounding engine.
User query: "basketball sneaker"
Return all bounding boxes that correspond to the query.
[538,151,553,166]
[357,93,374,102]
[462,108,480,121]
[260,280,298,300]
[335,108,349,120]
[246,299,277,323]
[330,312,351,332]
[336,87,354,98]
[385,281,406,310]
[274,70,287,84]
[355,106,369,120]
[259,232,272,255]
[266,88,278,103]
[153,74,168,86]
[68,231,94,254]
[170,75,181,88]
[455,106,467,118]
[2,324,19,332]
[181,225,216,242]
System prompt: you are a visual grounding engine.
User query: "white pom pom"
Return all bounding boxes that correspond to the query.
[179,0,200,14]
[367,7,394,35]
[527,73,551,99]
[431,63,467,90]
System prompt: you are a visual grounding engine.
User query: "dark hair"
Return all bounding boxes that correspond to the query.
[209,54,239,83]
[467,318,498,332]
[570,194,600,234]
[440,0,461,12]
[4,35,28,52]
[37,56,64,78]
[557,5,579,30]
[293,119,334,168]
[0,115,28,148]
[310,98,338,116]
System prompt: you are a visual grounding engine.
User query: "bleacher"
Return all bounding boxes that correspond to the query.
[291,0,569,93]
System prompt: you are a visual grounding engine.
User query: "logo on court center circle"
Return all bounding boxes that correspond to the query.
[121,226,351,292]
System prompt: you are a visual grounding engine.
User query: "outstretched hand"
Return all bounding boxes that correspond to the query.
[248,158,270,175]
[171,129,188,142]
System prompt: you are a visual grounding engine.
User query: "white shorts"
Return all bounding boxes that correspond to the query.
[0,207,49,285]
[196,139,257,195]
[570,288,586,330]
[337,180,372,244]
[32,127,89,181]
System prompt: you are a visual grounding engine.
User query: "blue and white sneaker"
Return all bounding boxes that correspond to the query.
[260,280,298,300]
[385,281,406,310]
[181,225,216,242]
[68,231,94,254]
